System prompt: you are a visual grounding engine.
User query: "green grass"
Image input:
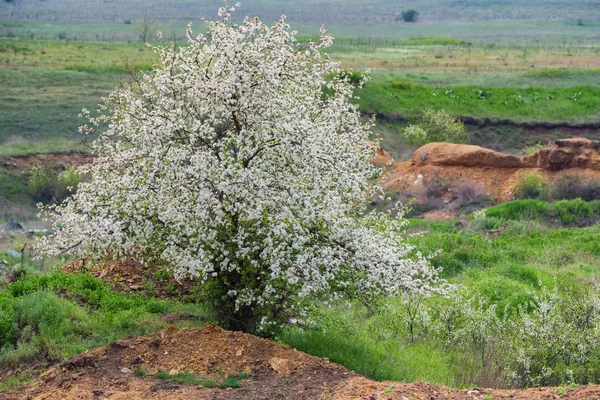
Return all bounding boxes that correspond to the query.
[281,206,600,387]
[0,138,89,156]
[0,169,37,221]
[485,199,600,227]
[281,318,451,384]
[369,69,600,89]
[0,38,157,69]
[395,37,472,46]
[0,20,194,43]
[0,271,209,368]
[0,372,32,392]
[0,67,117,146]
[154,371,250,389]
[0,170,30,204]
[356,81,600,123]
[0,39,159,151]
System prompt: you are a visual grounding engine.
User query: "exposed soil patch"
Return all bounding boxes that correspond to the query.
[383,138,600,203]
[62,258,198,300]
[5,325,600,400]
[4,325,353,400]
[0,152,93,172]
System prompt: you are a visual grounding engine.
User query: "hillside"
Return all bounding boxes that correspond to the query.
[4,324,600,400]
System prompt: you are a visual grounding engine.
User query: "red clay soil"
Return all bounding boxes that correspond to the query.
[62,258,197,299]
[383,138,600,202]
[4,325,600,400]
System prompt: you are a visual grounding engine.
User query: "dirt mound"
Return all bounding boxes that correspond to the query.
[412,143,525,169]
[5,325,600,400]
[10,325,352,400]
[0,152,93,170]
[384,138,600,202]
[62,258,197,299]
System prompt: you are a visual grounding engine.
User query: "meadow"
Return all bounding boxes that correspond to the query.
[1,35,599,158]
[1,0,600,393]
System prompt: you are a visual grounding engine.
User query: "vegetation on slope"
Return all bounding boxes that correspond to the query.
[0,269,208,370]
[283,205,600,388]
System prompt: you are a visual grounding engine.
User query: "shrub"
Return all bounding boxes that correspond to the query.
[513,173,550,200]
[40,8,447,334]
[337,69,365,86]
[28,164,56,204]
[552,174,600,201]
[522,142,543,155]
[552,174,583,200]
[14,291,89,360]
[424,172,455,200]
[389,79,413,90]
[580,180,600,201]
[457,180,489,205]
[486,199,550,221]
[551,198,595,226]
[398,9,420,23]
[28,165,82,204]
[403,124,429,146]
[287,281,600,388]
[485,199,600,227]
[404,109,469,146]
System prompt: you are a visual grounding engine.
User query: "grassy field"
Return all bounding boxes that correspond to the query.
[3,19,600,45]
[1,36,599,158]
[0,39,157,153]
[4,200,600,390]
[358,81,600,122]
[2,0,599,45]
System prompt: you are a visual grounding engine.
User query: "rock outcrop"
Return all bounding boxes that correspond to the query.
[383,138,600,202]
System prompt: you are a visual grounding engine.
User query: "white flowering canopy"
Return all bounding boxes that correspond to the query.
[41,4,446,329]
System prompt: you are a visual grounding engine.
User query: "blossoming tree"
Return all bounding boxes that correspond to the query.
[41,4,446,332]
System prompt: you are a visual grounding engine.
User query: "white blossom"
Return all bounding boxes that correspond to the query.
[39,9,447,329]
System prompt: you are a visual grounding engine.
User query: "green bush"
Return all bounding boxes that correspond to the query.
[398,9,419,23]
[404,109,469,146]
[552,198,596,226]
[28,164,82,204]
[28,164,57,203]
[522,142,543,155]
[486,199,550,221]
[0,292,17,350]
[14,291,89,360]
[337,69,365,86]
[513,173,550,200]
